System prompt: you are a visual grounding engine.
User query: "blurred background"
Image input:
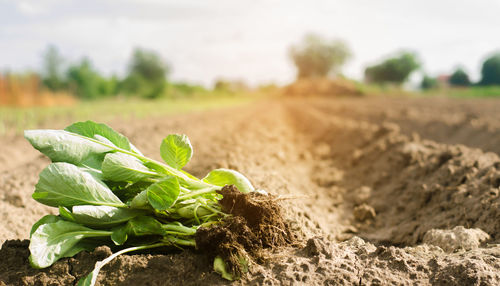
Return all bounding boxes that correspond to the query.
[1,0,500,133]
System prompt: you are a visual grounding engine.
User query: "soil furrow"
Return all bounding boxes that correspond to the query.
[306,97,500,155]
[1,97,500,285]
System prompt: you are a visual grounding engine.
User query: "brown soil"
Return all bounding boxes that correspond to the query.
[282,78,362,97]
[216,185,293,248]
[196,185,293,277]
[1,96,500,285]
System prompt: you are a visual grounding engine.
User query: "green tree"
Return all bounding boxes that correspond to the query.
[289,34,351,79]
[480,53,500,85]
[41,45,65,91]
[364,52,420,85]
[449,68,470,86]
[421,75,438,90]
[121,48,169,98]
[99,75,119,96]
[66,58,113,99]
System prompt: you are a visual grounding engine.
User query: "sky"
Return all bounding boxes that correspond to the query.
[1,0,500,86]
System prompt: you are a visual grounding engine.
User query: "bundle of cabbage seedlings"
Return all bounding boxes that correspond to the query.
[24,121,255,286]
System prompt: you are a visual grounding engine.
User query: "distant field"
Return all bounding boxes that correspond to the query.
[3,84,500,135]
[422,86,500,98]
[0,95,257,135]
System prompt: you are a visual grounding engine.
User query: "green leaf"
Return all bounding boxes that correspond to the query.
[110,216,166,246]
[65,121,134,152]
[59,205,145,228]
[111,224,129,245]
[143,161,170,174]
[203,168,254,193]
[180,169,202,181]
[146,176,180,211]
[160,134,193,169]
[61,240,98,258]
[29,220,111,268]
[25,121,143,169]
[129,190,149,209]
[78,165,104,181]
[126,216,165,236]
[102,153,157,182]
[77,269,95,286]
[143,161,205,189]
[33,162,126,208]
[30,215,62,237]
[176,204,213,219]
[213,256,233,281]
[112,181,151,204]
[24,129,112,168]
[144,161,198,180]
[58,206,76,222]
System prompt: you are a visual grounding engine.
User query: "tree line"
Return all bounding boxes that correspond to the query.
[289,34,500,89]
[5,35,500,102]
[41,46,169,99]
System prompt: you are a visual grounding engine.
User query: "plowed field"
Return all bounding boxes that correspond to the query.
[1,96,499,285]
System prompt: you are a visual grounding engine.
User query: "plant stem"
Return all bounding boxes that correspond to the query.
[177,186,219,200]
[162,224,197,235]
[163,236,196,247]
[201,204,226,216]
[79,231,113,236]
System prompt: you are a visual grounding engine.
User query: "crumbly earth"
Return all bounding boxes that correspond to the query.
[196,185,294,277]
[1,96,500,285]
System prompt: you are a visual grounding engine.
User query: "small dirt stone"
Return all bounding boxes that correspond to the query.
[423,226,490,253]
[303,237,332,258]
[4,194,25,207]
[350,186,372,205]
[353,204,376,222]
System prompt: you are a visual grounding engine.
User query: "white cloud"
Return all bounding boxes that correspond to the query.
[2,0,500,85]
[15,0,64,16]
[17,2,42,15]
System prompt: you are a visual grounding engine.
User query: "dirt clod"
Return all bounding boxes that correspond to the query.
[353,203,376,222]
[423,226,490,253]
[303,237,332,258]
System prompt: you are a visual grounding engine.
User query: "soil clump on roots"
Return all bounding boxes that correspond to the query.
[195,185,294,277]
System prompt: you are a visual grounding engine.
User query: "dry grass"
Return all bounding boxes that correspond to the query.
[0,74,76,107]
